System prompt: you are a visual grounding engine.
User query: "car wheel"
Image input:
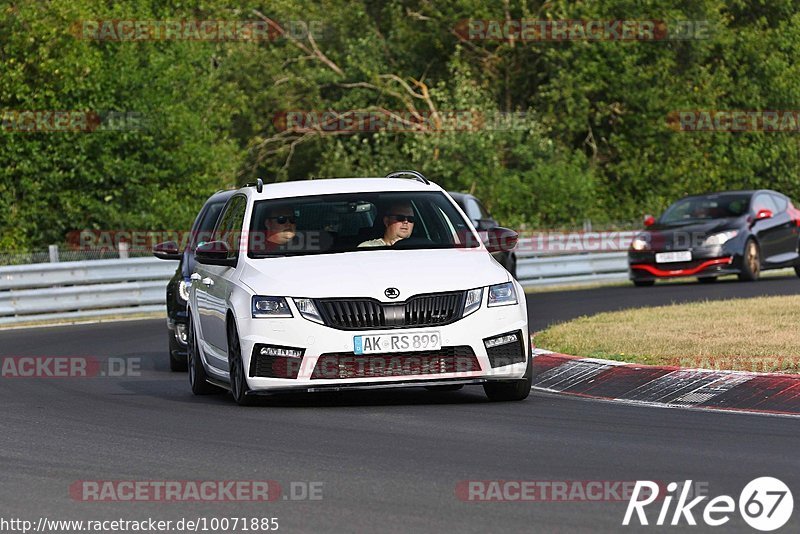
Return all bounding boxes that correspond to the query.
[633,280,655,287]
[738,239,760,281]
[483,353,532,402]
[168,331,188,372]
[187,314,222,395]
[425,384,464,391]
[697,276,718,284]
[227,318,255,406]
[795,265,800,278]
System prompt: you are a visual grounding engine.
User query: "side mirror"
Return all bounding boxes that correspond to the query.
[152,241,181,260]
[195,241,237,267]
[485,227,518,253]
[755,209,773,221]
[643,215,656,227]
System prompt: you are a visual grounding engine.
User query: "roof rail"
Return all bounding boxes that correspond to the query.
[386,170,430,185]
[243,178,264,193]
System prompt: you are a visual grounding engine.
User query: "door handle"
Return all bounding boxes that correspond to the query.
[190,273,201,281]
[201,277,214,287]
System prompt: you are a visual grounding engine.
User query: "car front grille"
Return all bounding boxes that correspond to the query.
[316,291,465,330]
[310,346,479,380]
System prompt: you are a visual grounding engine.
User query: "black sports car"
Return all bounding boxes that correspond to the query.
[628,190,800,286]
[152,189,235,370]
[448,191,517,277]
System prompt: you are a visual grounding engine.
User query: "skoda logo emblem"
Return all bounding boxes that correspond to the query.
[385,287,400,299]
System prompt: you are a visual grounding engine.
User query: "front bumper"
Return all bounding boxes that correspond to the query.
[235,298,529,392]
[628,245,739,280]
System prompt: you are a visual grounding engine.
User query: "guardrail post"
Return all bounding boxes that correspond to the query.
[119,241,129,259]
[48,244,59,263]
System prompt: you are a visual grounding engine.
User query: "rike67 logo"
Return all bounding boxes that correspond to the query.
[624,477,793,531]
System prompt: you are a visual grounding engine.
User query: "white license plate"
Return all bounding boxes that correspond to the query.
[655,251,692,263]
[354,331,441,355]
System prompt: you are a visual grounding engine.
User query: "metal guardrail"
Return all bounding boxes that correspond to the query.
[0,233,635,324]
[0,257,175,325]
[513,233,633,286]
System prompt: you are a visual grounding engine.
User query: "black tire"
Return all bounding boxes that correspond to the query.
[227,318,255,406]
[738,239,760,281]
[168,331,188,372]
[483,353,533,402]
[794,264,800,278]
[697,276,718,284]
[425,384,464,392]
[633,279,655,287]
[187,313,222,395]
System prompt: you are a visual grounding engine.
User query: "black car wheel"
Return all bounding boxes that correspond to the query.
[633,280,655,287]
[738,239,761,281]
[187,313,221,395]
[227,319,255,406]
[168,332,188,372]
[795,265,800,278]
[483,352,532,402]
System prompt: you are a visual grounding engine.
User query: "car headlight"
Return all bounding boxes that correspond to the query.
[293,298,324,324]
[488,282,518,307]
[630,234,650,251]
[702,230,738,247]
[178,279,190,302]
[252,296,293,318]
[463,288,483,317]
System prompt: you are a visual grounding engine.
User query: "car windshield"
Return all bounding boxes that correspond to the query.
[247,191,479,257]
[659,194,751,223]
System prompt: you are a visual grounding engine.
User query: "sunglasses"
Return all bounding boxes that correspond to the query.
[267,215,297,224]
[388,214,416,223]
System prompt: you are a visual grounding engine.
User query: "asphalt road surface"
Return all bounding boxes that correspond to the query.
[527,273,800,332]
[1,277,799,533]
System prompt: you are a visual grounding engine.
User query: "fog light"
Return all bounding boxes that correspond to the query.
[175,323,188,344]
[484,332,518,349]
[259,346,303,358]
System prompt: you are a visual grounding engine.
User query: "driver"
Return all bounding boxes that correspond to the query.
[358,202,415,247]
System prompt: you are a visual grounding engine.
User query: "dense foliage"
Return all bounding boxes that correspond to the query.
[2,0,799,250]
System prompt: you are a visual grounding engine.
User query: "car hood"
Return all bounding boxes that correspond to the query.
[639,219,743,250]
[239,248,510,299]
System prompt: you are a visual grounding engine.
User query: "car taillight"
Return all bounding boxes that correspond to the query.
[789,204,800,227]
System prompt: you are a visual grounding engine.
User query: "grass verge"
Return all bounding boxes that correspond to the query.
[535,295,800,373]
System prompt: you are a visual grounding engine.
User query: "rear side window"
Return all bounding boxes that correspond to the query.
[770,194,788,213]
[214,195,247,259]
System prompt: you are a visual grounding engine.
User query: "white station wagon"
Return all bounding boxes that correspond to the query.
[188,171,531,405]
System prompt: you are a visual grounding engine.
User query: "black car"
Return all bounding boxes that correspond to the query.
[448,191,517,277]
[628,190,800,286]
[153,189,235,370]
